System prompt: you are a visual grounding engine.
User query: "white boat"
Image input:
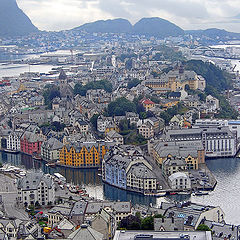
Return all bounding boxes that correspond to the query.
[155,192,167,197]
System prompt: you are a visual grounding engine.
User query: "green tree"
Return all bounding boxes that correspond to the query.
[141,216,154,230]
[127,78,141,89]
[107,97,136,116]
[42,85,61,109]
[90,114,100,130]
[197,224,211,231]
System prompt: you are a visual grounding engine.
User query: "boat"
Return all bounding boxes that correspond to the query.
[156,191,167,197]
[170,192,177,195]
[97,173,102,177]
[178,191,191,195]
[46,162,56,167]
[194,191,209,196]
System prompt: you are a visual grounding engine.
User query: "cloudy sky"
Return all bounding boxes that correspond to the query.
[17,0,240,32]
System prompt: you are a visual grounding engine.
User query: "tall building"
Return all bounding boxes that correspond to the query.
[17,172,55,206]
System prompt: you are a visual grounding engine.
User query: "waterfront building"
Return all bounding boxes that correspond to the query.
[17,172,55,207]
[102,146,157,194]
[159,127,237,158]
[41,137,63,162]
[20,131,43,157]
[195,119,240,139]
[0,129,22,152]
[59,141,113,168]
[168,172,191,190]
[151,141,204,168]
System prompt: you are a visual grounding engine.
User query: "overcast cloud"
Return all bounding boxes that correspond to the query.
[17,0,240,32]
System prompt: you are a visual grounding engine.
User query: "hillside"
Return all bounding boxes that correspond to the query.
[133,17,184,38]
[0,0,38,37]
[73,17,184,38]
[73,18,132,34]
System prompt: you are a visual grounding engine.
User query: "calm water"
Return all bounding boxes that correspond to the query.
[0,64,55,77]
[1,152,240,223]
[0,152,158,206]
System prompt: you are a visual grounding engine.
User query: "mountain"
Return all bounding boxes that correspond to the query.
[133,17,184,38]
[73,17,184,38]
[73,18,132,34]
[186,28,240,39]
[0,0,38,37]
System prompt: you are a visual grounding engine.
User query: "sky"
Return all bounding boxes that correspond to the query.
[17,0,240,32]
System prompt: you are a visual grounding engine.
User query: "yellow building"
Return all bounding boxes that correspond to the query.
[59,142,112,168]
[140,99,155,111]
[151,142,205,170]
[144,69,205,93]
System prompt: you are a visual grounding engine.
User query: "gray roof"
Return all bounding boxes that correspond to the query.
[128,163,156,179]
[68,224,103,240]
[41,137,63,151]
[86,201,131,214]
[17,172,54,191]
[21,131,43,143]
[70,201,88,216]
[154,217,184,231]
[48,204,72,216]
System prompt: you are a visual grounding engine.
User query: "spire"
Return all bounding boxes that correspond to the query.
[59,69,67,80]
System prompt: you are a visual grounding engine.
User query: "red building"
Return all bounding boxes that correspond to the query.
[20,131,43,157]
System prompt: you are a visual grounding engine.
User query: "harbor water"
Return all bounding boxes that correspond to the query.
[0,152,240,224]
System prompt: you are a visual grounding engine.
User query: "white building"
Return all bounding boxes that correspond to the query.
[17,172,55,206]
[168,172,191,190]
[97,116,112,133]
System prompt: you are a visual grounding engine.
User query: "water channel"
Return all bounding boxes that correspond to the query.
[0,152,239,224]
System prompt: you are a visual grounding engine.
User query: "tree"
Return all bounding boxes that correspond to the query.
[43,85,61,109]
[74,80,113,96]
[197,224,211,231]
[90,114,100,130]
[107,97,136,116]
[141,216,154,230]
[127,78,141,89]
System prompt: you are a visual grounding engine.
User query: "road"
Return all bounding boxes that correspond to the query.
[0,173,29,220]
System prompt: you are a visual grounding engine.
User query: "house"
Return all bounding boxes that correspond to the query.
[140,99,155,111]
[48,204,72,227]
[105,130,124,145]
[154,217,184,231]
[41,137,63,162]
[97,116,113,133]
[91,209,116,240]
[17,172,55,207]
[138,122,154,139]
[206,95,220,112]
[85,201,132,223]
